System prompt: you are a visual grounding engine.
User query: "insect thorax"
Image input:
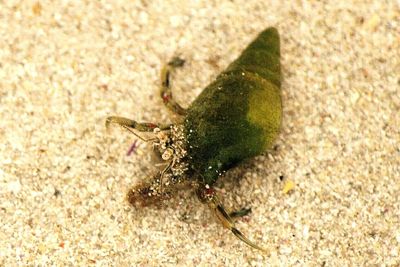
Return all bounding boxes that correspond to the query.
[152,124,189,184]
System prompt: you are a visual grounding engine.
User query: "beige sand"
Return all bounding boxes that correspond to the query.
[1,0,399,266]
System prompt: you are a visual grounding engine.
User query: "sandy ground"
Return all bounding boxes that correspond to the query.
[1,0,399,266]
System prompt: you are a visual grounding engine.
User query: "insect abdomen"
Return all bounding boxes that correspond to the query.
[185,27,282,185]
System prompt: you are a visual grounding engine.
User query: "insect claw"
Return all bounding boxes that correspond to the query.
[105,116,113,129]
[105,116,134,130]
[197,185,268,253]
[213,202,268,253]
[168,57,185,67]
[160,57,187,116]
[230,227,268,253]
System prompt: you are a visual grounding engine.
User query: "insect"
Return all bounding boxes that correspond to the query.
[106,27,281,252]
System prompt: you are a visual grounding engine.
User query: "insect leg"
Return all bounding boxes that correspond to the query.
[158,158,174,194]
[106,116,173,141]
[229,207,252,219]
[196,185,268,253]
[160,57,187,116]
[106,116,172,131]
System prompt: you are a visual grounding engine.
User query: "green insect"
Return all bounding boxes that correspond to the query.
[106,27,281,252]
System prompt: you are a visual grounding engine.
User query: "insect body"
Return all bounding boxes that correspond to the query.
[106,27,281,252]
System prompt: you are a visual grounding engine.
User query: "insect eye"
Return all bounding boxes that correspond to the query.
[161,148,174,160]
[156,131,170,144]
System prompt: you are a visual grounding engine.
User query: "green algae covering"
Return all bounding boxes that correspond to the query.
[185,27,282,185]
